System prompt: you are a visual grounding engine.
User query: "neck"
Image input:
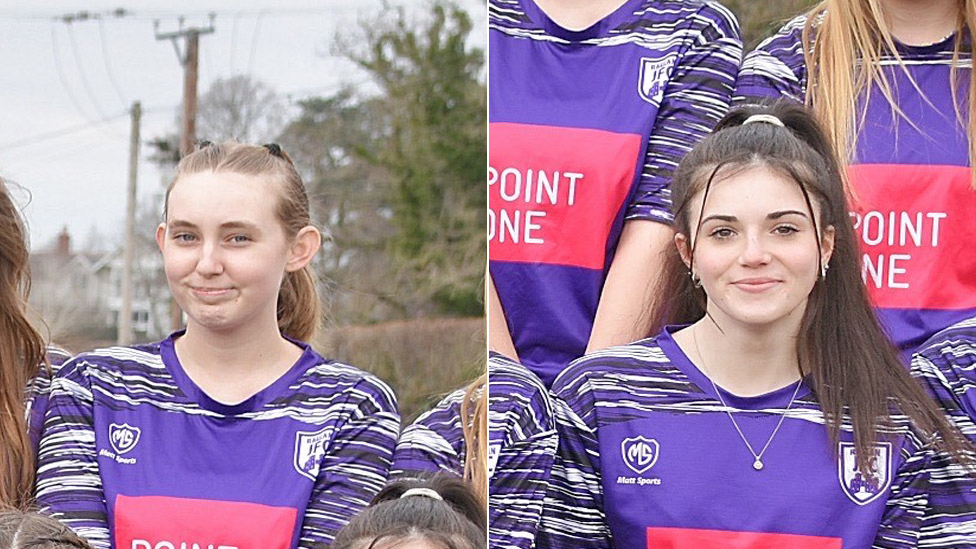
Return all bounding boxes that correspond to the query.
[532,0,629,31]
[680,318,801,397]
[884,0,959,46]
[175,317,300,404]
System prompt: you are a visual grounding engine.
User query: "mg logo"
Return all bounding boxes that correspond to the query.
[109,423,141,455]
[621,435,660,475]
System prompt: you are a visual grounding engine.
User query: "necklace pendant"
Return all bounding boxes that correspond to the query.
[753,458,763,471]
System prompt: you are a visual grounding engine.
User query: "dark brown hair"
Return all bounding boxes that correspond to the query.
[0,510,93,548]
[332,475,486,549]
[0,179,46,508]
[648,101,971,471]
[163,141,321,341]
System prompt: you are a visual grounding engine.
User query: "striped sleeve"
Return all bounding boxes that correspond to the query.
[27,346,72,456]
[35,356,110,548]
[391,388,467,479]
[733,15,808,105]
[488,354,558,549]
[910,320,976,546]
[627,1,741,223]
[538,362,612,549]
[299,372,400,547]
[874,432,932,548]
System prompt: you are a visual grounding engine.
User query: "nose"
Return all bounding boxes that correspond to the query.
[196,242,224,276]
[739,232,771,267]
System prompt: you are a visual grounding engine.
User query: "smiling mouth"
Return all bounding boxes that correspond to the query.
[732,279,781,293]
[189,286,234,298]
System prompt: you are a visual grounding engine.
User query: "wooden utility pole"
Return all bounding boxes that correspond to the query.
[155,16,215,330]
[118,101,141,345]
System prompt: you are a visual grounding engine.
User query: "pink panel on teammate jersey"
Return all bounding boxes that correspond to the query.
[646,526,842,548]
[114,494,297,549]
[848,163,976,310]
[489,122,642,270]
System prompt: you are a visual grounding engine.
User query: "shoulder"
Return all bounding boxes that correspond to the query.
[298,349,398,413]
[744,14,810,69]
[489,352,555,437]
[630,0,740,43]
[551,336,685,402]
[56,341,167,381]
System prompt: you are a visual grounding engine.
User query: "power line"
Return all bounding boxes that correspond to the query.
[0,7,362,22]
[247,9,269,75]
[0,106,173,152]
[97,17,130,109]
[50,24,97,124]
[65,21,112,121]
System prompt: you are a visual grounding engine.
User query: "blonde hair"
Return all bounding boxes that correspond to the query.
[165,142,321,341]
[802,0,976,188]
[460,374,486,506]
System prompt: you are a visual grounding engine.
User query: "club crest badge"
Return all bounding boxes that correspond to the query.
[838,442,892,505]
[294,427,332,480]
[487,443,501,478]
[108,423,141,455]
[621,435,660,475]
[638,56,675,105]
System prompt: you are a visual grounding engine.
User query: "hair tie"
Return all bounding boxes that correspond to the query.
[198,140,213,148]
[742,114,785,127]
[264,143,283,157]
[399,488,443,501]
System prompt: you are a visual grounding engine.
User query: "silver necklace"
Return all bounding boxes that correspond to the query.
[692,326,802,471]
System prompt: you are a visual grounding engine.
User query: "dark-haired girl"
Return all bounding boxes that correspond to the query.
[333,475,486,549]
[541,103,975,548]
[36,142,400,548]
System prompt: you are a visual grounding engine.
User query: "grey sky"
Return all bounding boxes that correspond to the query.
[0,0,486,252]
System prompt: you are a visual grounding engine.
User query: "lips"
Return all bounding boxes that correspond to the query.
[731,277,781,293]
[188,285,234,299]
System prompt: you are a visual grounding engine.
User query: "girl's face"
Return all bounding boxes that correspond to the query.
[156,171,317,335]
[677,164,834,333]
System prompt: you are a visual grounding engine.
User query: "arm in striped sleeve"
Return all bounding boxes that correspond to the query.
[391,388,466,480]
[733,15,808,105]
[298,374,400,547]
[538,369,612,549]
[910,343,976,546]
[488,355,558,549]
[626,1,742,223]
[35,357,111,549]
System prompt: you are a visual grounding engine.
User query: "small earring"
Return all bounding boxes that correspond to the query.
[689,270,702,288]
[820,262,829,280]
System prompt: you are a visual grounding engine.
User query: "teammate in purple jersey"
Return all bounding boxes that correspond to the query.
[0,176,70,509]
[487,0,741,385]
[487,352,557,549]
[542,103,975,548]
[733,0,976,356]
[391,374,487,506]
[35,142,400,549]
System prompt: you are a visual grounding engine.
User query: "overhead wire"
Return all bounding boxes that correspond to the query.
[65,21,112,121]
[97,17,130,108]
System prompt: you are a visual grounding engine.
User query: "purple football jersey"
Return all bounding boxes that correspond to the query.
[35,333,399,549]
[735,17,976,355]
[489,0,741,385]
[541,327,973,548]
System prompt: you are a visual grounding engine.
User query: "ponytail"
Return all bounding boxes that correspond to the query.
[278,265,320,342]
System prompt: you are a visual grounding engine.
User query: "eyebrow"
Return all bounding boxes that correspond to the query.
[700,210,810,224]
[167,220,262,232]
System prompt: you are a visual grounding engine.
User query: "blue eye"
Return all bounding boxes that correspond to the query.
[229,234,251,244]
[173,233,196,243]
